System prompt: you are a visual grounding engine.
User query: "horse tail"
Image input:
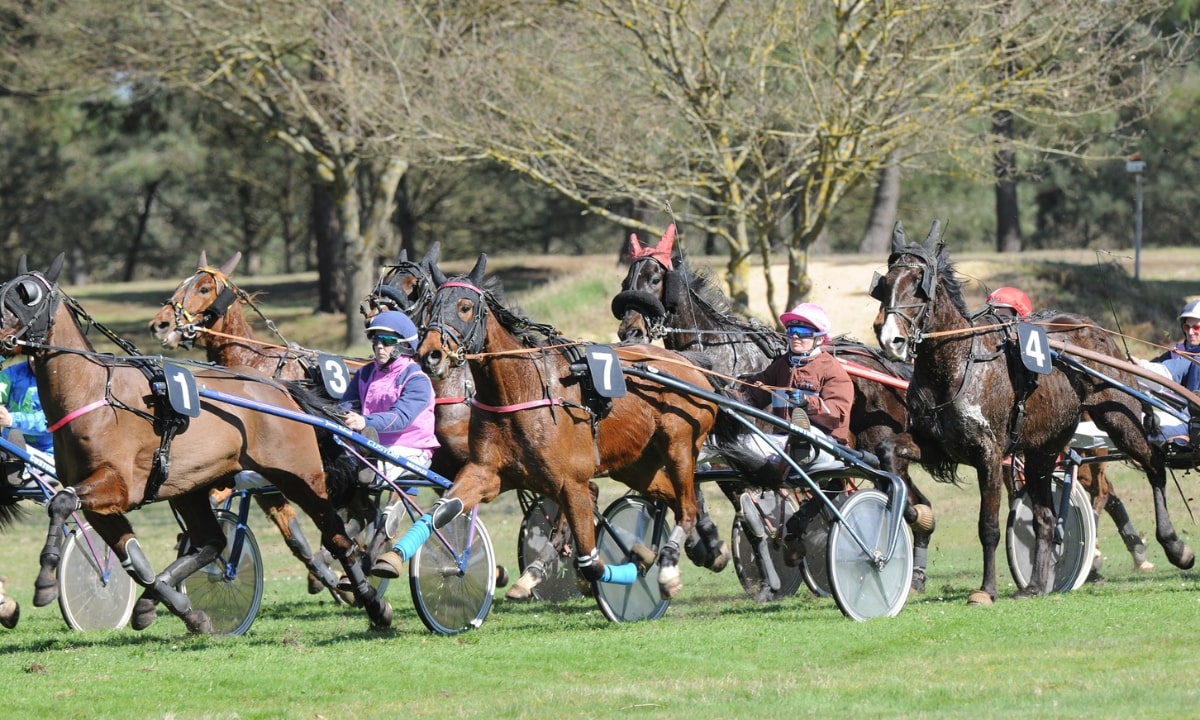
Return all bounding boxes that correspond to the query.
[0,493,26,530]
[282,380,361,508]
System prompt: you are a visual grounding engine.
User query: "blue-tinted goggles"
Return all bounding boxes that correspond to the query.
[786,325,818,339]
[370,333,402,347]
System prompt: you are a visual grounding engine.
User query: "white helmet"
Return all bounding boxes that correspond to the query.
[1179,300,1200,322]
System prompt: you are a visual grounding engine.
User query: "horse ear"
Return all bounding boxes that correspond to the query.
[922,219,942,250]
[891,221,907,253]
[431,260,446,286]
[218,252,242,277]
[397,248,409,263]
[423,242,441,267]
[198,250,208,269]
[659,224,676,255]
[45,253,65,285]
[628,233,645,259]
[468,254,488,287]
[16,255,27,275]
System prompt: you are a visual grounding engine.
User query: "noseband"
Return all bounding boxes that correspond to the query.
[164,268,240,348]
[876,254,938,357]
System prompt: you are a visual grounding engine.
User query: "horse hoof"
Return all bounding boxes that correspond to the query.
[0,596,19,629]
[504,570,539,601]
[1133,559,1155,573]
[371,551,403,579]
[495,565,510,588]
[131,598,158,631]
[657,565,682,599]
[32,580,57,608]
[910,504,935,533]
[630,544,658,573]
[707,543,731,574]
[184,609,214,635]
[370,601,393,630]
[1177,545,1195,570]
[307,572,325,595]
[909,568,926,595]
[966,590,993,606]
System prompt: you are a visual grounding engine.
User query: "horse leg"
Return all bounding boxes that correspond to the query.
[254,493,340,595]
[1105,492,1152,572]
[33,488,81,606]
[1015,454,1061,599]
[968,461,1004,606]
[877,438,933,593]
[684,481,730,573]
[507,482,593,602]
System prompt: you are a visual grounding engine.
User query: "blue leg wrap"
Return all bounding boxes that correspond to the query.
[600,562,638,585]
[393,514,433,563]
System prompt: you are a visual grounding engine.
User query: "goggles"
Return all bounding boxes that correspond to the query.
[370,333,402,347]
[786,325,818,340]
[1182,321,1200,332]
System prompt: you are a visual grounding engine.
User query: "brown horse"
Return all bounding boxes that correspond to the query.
[3,255,392,633]
[871,221,1193,604]
[612,225,936,592]
[148,251,345,597]
[393,253,730,600]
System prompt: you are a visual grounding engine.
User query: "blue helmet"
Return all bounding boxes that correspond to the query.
[365,310,419,352]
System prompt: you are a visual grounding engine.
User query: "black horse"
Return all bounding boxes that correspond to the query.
[871,220,1193,604]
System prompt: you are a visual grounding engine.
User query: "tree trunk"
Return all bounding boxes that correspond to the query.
[122,180,159,282]
[342,155,408,347]
[993,109,1022,253]
[859,157,901,254]
[312,181,343,315]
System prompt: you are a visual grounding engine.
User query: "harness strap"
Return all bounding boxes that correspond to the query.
[47,399,109,433]
[469,397,564,413]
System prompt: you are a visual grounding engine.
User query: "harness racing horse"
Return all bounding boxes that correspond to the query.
[397,253,732,602]
[871,221,1194,604]
[149,251,346,598]
[0,496,21,628]
[3,255,392,633]
[363,244,726,601]
[612,225,936,592]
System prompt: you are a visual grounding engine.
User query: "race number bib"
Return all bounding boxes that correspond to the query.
[318,353,350,399]
[1016,323,1052,375]
[163,362,201,417]
[586,346,627,398]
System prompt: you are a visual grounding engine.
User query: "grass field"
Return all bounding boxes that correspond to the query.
[1,247,1199,718]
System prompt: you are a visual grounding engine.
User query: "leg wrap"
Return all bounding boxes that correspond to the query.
[575,547,605,583]
[393,514,432,563]
[122,538,156,586]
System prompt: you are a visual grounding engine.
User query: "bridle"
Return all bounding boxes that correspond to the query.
[0,271,59,352]
[162,267,242,349]
[426,280,489,366]
[363,258,433,321]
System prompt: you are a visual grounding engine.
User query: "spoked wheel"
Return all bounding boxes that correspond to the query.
[593,495,671,623]
[1006,472,1096,593]
[57,522,137,631]
[409,510,496,635]
[730,489,804,602]
[517,494,582,601]
[827,489,913,621]
[178,509,264,636]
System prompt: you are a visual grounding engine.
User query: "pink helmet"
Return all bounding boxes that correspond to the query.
[986,286,1032,318]
[779,303,832,341]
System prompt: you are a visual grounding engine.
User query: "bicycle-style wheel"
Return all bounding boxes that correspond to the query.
[730,490,804,602]
[517,494,582,601]
[179,509,264,636]
[409,510,496,635]
[57,522,137,631]
[827,489,913,621]
[1006,472,1096,593]
[593,495,670,623]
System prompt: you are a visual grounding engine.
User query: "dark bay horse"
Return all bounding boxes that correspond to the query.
[612,225,936,591]
[871,222,1193,603]
[149,251,345,598]
[3,255,392,632]
[407,253,732,600]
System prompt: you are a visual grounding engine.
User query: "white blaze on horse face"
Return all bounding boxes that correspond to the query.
[877,314,908,363]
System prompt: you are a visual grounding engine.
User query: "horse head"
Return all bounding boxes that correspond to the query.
[418,253,489,381]
[149,251,243,349]
[870,219,971,362]
[0,253,65,355]
[613,224,683,343]
[360,242,441,325]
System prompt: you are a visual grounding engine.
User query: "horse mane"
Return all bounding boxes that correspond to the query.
[673,257,787,357]
[483,290,566,347]
[931,247,970,317]
[830,335,914,381]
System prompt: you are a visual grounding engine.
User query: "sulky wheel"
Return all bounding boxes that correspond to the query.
[1006,472,1096,593]
[516,494,583,601]
[826,488,913,621]
[178,509,264,636]
[57,522,137,631]
[409,510,496,635]
[593,495,671,623]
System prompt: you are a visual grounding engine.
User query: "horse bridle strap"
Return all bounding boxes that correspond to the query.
[469,397,565,413]
[47,398,109,433]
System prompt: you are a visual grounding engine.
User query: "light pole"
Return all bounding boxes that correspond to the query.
[1126,154,1145,280]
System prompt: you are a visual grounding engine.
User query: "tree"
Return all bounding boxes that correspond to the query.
[347,0,1190,318]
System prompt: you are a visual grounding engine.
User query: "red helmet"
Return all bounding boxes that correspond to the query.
[986,287,1032,318]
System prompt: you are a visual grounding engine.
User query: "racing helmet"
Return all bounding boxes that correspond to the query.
[986,286,1032,318]
[365,310,420,352]
[1179,299,1200,323]
[779,303,831,344]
